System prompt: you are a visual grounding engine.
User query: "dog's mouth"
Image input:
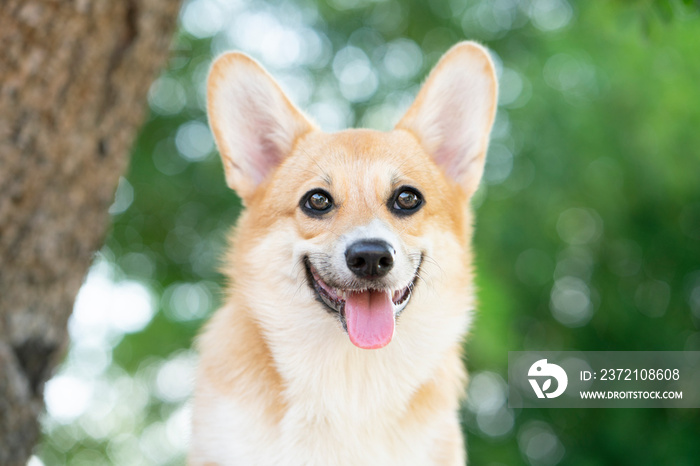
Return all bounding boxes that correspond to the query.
[304,258,419,350]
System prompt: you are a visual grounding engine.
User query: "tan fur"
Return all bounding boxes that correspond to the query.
[190,42,497,465]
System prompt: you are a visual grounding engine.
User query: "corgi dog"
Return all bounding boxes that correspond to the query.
[190,41,498,466]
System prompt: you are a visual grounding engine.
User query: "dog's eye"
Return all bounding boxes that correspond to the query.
[396,190,421,210]
[301,189,333,215]
[390,187,423,215]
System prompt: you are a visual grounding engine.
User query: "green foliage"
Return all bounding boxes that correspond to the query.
[39,0,700,464]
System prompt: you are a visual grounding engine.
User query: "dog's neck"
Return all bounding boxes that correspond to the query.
[234,290,469,425]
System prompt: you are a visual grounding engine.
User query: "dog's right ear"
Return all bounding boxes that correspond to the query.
[207,53,316,201]
[396,42,498,196]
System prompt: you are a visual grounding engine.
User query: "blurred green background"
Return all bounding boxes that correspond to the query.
[36,0,700,465]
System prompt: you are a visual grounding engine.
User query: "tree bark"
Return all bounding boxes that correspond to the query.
[0,1,180,464]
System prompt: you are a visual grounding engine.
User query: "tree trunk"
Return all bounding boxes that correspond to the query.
[0,1,180,464]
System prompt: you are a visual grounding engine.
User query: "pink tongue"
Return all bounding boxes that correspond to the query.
[345,290,395,349]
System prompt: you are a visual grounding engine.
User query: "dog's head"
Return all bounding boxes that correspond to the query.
[208,43,497,350]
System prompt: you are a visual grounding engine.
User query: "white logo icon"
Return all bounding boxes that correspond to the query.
[528,359,568,399]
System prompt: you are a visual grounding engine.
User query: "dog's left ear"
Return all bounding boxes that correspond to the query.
[207,52,316,201]
[396,41,498,195]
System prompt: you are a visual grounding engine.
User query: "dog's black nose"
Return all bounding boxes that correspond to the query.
[345,240,395,279]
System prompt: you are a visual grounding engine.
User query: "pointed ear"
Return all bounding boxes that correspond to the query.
[207,53,316,201]
[396,42,498,195]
